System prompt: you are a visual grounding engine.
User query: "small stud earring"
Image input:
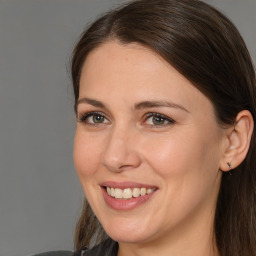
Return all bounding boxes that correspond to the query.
[227,162,232,176]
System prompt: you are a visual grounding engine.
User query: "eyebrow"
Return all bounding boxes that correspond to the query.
[76,98,189,113]
[134,100,189,113]
[76,98,106,109]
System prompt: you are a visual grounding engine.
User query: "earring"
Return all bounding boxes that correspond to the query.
[227,162,232,176]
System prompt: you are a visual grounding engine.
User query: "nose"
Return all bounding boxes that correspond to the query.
[102,127,142,172]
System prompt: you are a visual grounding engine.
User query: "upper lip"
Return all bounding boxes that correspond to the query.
[101,181,158,189]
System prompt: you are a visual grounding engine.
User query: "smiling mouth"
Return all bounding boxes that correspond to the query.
[105,187,157,200]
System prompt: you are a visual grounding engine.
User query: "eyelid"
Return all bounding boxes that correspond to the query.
[143,112,175,126]
[77,111,109,124]
[77,111,175,127]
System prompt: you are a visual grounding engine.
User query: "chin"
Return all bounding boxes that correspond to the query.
[107,230,150,244]
[102,218,155,244]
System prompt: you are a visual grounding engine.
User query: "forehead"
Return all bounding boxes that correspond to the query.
[80,41,189,92]
[79,41,214,117]
[82,41,167,79]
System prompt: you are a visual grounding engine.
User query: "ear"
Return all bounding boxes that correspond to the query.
[219,110,254,172]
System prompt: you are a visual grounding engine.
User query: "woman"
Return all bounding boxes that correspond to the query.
[72,0,256,255]
[37,0,256,255]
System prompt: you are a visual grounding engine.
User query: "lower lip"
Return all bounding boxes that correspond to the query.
[101,187,157,211]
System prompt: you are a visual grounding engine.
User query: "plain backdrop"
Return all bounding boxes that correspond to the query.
[0,1,255,255]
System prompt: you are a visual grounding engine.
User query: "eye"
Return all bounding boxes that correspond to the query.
[144,113,175,126]
[77,112,110,125]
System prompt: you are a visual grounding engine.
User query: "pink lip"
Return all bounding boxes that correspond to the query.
[100,181,158,211]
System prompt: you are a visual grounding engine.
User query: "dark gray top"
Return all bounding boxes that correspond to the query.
[33,251,74,256]
[33,239,118,256]
[82,239,118,256]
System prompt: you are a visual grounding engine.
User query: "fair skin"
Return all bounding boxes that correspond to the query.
[73,41,253,256]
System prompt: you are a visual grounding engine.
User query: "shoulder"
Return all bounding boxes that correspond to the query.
[32,239,118,256]
[82,239,118,256]
[33,251,77,256]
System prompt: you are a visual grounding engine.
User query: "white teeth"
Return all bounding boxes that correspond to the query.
[123,188,132,199]
[111,187,115,197]
[106,187,156,199]
[133,188,140,197]
[140,188,146,196]
[147,188,154,195]
[114,188,123,199]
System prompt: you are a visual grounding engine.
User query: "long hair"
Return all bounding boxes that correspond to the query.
[71,0,256,255]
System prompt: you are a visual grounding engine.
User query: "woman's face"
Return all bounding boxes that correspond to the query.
[74,42,227,245]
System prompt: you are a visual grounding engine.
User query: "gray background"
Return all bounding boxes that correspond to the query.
[0,0,255,256]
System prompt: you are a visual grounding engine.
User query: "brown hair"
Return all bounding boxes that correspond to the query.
[71,0,256,255]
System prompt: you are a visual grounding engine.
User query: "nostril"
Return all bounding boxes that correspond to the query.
[102,132,142,172]
[102,152,142,172]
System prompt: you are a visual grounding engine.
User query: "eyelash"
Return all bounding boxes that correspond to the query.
[77,111,175,127]
[143,112,175,126]
[77,111,109,125]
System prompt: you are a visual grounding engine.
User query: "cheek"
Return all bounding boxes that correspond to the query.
[141,131,221,223]
[141,133,200,174]
[73,130,102,178]
[141,128,220,181]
